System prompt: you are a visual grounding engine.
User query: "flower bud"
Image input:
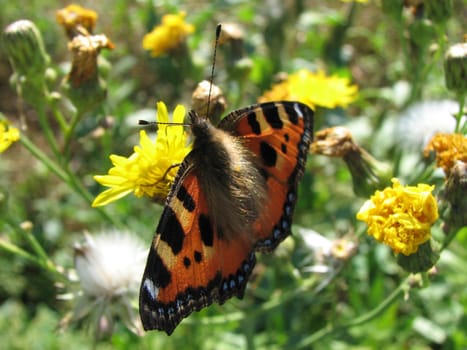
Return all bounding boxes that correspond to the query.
[425,0,453,23]
[444,43,467,92]
[441,161,467,233]
[3,20,50,78]
[408,19,436,49]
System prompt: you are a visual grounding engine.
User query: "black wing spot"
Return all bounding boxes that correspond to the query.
[199,214,214,247]
[158,207,185,255]
[262,102,283,129]
[145,252,171,289]
[183,256,191,268]
[176,185,196,212]
[284,103,299,124]
[194,250,202,263]
[247,112,261,135]
[281,143,287,154]
[284,133,290,142]
[260,141,278,167]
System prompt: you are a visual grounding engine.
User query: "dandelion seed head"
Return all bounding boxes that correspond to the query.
[395,100,461,150]
[74,230,146,298]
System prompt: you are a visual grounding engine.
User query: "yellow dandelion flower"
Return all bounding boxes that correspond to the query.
[92,102,191,207]
[56,4,98,38]
[142,12,194,57]
[424,133,467,175]
[0,120,20,153]
[357,178,438,256]
[258,69,358,109]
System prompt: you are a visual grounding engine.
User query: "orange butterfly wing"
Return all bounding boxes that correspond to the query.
[140,101,313,334]
[219,101,314,251]
[140,165,256,334]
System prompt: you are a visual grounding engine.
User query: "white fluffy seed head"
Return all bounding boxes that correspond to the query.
[74,230,146,298]
[395,100,461,150]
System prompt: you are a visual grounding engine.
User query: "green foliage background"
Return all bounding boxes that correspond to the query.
[0,0,466,349]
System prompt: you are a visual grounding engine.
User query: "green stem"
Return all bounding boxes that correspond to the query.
[20,134,69,182]
[441,226,465,251]
[1,223,66,282]
[20,135,122,227]
[0,238,40,266]
[295,277,409,348]
[454,90,466,133]
[36,103,62,162]
[47,94,69,134]
[62,109,84,160]
[5,217,49,264]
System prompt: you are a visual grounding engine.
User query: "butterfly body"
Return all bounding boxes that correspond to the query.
[140,101,314,334]
[188,111,268,240]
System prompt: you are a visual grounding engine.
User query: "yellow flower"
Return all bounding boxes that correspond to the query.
[142,12,194,57]
[92,102,191,207]
[0,120,20,153]
[424,133,467,175]
[357,178,438,256]
[258,69,358,109]
[56,4,98,38]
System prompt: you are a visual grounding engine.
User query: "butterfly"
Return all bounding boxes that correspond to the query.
[139,101,314,334]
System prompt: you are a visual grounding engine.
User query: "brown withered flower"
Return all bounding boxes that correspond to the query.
[312,127,392,197]
[63,32,114,112]
[67,33,114,87]
[191,80,227,124]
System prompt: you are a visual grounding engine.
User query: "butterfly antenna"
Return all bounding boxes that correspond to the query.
[206,24,222,119]
[138,120,186,126]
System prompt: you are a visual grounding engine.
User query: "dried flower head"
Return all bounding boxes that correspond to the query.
[312,127,392,197]
[331,238,358,261]
[66,33,114,87]
[62,32,114,112]
[259,69,358,109]
[218,22,245,44]
[299,228,357,274]
[357,178,439,256]
[56,4,98,38]
[424,133,467,176]
[191,80,227,123]
[93,101,192,206]
[311,126,356,157]
[142,12,194,57]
